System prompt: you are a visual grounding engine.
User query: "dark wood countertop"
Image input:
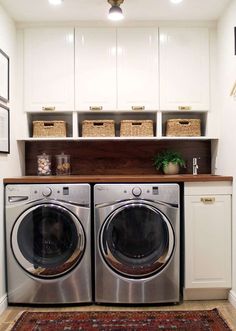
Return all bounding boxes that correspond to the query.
[3,174,233,184]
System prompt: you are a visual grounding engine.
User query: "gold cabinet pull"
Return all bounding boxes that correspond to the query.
[131,106,145,111]
[42,106,56,111]
[178,106,192,111]
[201,197,215,204]
[89,106,103,111]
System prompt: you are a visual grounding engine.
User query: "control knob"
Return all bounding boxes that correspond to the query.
[132,186,142,197]
[42,187,52,197]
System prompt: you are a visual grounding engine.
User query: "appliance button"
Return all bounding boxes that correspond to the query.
[42,187,52,197]
[132,186,142,197]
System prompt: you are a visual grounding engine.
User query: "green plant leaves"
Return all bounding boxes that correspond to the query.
[153,150,186,170]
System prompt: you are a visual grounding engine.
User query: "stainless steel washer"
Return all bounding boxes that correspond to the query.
[94,183,180,304]
[5,183,92,304]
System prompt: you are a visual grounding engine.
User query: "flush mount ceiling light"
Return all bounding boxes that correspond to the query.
[170,0,183,3]
[108,0,124,21]
[48,0,63,6]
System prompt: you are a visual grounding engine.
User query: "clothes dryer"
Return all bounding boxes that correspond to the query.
[5,183,92,304]
[94,183,180,304]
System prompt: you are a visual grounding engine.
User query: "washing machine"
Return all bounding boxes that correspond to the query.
[5,183,92,304]
[94,183,180,304]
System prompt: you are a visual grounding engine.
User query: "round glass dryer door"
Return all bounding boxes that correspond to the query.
[11,204,85,278]
[100,203,174,278]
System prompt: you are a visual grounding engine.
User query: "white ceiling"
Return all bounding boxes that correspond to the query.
[0,0,231,23]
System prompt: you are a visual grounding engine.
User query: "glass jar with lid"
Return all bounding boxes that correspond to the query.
[56,152,71,175]
[37,153,52,176]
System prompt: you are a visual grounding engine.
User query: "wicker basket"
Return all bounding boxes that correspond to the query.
[120,120,154,137]
[166,119,201,137]
[33,120,66,137]
[82,120,115,137]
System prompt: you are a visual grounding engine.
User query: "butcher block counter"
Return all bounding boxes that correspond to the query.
[3,174,233,184]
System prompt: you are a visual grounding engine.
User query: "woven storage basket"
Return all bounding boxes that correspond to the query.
[166,119,201,137]
[120,120,154,137]
[82,120,115,137]
[33,120,66,137]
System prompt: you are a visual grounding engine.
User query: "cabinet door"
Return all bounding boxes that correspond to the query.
[160,28,209,111]
[75,28,116,111]
[24,28,74,111]
[117,28,159,111]
[185,195,231,288]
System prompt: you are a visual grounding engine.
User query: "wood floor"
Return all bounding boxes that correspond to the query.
[0,300,236,331]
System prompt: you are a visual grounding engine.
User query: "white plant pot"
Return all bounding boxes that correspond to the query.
[163,162,180,175]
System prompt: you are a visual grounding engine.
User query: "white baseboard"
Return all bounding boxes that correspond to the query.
[183,288,229,300]
[0,294,7,315]
[228,290,236,308]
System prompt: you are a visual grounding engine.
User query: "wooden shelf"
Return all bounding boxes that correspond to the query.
[20,110,216,140]
[18,136,218,142]
[3,174,233,184]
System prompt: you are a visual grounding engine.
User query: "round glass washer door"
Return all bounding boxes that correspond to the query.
[11,204,85,278]
[100,203,174,278]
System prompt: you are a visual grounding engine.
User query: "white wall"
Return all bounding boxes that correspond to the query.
[0,5,23,314]
[217,0,236,307]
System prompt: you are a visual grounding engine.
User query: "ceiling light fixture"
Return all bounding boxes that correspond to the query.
[108,0,124,21]
[48,0,63,6]
[170,0,183,4]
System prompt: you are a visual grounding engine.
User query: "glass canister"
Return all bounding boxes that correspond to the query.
[56,152,71,175]
[37,153,52,176]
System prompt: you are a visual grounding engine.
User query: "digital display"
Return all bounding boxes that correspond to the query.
[152,187,159,195]
[63,187,69,195]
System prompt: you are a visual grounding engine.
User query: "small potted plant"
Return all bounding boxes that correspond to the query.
[153,150,186,175]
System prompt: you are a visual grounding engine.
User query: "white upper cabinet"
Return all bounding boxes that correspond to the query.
[159,28,210,111]
[21,26,215,140]
[24,28,74,112]
[117,28,159,111]
[75,28,117,111]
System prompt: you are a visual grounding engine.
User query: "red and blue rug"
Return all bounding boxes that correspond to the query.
[11,308,232,331]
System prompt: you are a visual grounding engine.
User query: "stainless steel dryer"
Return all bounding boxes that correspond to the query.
[5,183,92,304]
[94,183,180,304]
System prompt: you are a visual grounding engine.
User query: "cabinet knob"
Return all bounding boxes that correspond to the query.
[201,197,215,204]
[42,106,56,111]
[89,106,103,111]
[131,106,145,111]
[178,106,192,111]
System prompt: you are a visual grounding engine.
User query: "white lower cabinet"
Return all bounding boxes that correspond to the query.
[184,182,232,299]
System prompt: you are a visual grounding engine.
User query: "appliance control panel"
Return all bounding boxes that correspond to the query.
[94,183,179,205]
[5,184,90,206]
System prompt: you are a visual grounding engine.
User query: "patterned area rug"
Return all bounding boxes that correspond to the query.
[11,308,232,331]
